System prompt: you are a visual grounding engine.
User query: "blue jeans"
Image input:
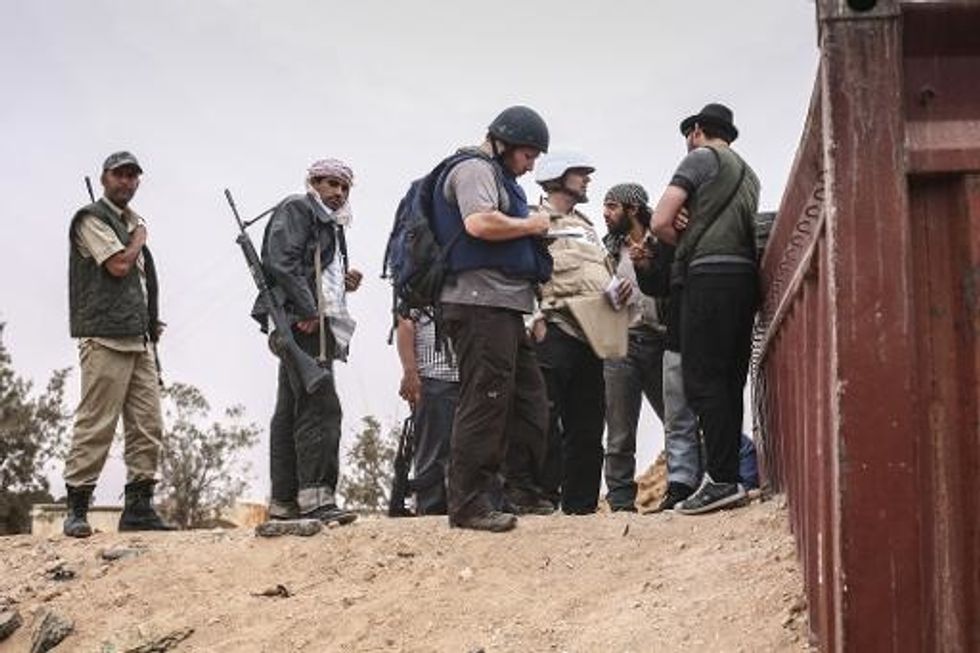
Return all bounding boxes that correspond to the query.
[412,377,459,515]
[603,329,666,509]
[662,349,702,489]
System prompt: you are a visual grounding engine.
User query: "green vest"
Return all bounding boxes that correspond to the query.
[675,146,760,266]
[68,200,159,339]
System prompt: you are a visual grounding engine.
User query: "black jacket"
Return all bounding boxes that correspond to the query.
[633,240,681,352]
[250,192,347,331]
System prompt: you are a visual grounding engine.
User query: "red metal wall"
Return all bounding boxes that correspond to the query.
[754,2,979,650]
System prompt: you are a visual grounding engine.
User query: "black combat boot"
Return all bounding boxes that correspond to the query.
[118,479,176,531]
[63,484,95,538]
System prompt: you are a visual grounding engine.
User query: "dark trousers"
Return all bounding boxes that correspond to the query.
[536,323,606,513]
[680,271,758,484]
[412,377,459,515]
[443,303,548,522]
[269,329,343,513]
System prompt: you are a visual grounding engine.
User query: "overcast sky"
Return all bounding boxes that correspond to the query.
[0,1,819,504]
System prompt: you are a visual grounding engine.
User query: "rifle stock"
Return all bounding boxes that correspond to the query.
[225,188,331,395]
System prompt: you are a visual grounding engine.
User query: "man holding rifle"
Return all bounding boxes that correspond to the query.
[250,158,363,525]
[63,151,173,537]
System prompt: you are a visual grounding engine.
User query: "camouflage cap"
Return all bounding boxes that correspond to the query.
[102,151,143,173]
[604,182,649,207]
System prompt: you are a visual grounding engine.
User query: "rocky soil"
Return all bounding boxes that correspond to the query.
[0,496,810,652]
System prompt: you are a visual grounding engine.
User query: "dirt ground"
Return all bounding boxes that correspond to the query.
[0,497,810,653]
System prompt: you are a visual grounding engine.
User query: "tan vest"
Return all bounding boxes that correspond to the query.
[537,203,613,312]
[534,202,629,359]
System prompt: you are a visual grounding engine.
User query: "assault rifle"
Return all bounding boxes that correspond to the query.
[224,188,331,395]
[387,416,416,517]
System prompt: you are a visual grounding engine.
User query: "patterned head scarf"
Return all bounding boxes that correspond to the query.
[604,182,649,208]
[306,158,354,186]
[305,158,355,227]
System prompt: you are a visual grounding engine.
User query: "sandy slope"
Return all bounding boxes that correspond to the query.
[0,499,809,652]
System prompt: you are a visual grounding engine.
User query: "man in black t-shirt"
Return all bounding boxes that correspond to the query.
[650,103,761,515]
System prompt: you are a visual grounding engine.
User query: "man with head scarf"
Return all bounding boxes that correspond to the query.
[600,182,674,512]
[252,157,363,525]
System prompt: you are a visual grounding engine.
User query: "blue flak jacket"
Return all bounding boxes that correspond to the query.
[431,154,552,283]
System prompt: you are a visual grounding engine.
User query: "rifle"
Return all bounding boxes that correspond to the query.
[84,177,165,387]
[387,416,416,517]
[224,188,331,395]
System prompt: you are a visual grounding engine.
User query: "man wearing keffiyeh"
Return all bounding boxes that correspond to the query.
[251,157,363,525]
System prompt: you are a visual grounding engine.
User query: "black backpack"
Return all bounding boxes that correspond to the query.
[381,150,496,341]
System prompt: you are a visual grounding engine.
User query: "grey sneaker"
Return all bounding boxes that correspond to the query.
[452,511,518,533]
[304,504,358,526]
[674,474,746,515]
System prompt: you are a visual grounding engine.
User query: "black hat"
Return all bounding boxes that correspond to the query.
[679,103,738,143]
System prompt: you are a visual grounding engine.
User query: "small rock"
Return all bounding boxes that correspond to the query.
[0,610,23,642]
[40,589,63,603]
[250,584,291,599]
[100,547,144,562]
[254,519,322,538]
[459,567,474,581]
[677,541,687,550]
[45,563,76,582]
[31,609,74,653]
[123,627,194,652]
[396,550,416,558]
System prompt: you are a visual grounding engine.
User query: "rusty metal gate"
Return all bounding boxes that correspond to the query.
[753,1,979,650]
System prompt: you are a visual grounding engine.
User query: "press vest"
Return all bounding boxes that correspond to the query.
[68,200,159,339]
[675,145,760,266]
[537,203,612,310]
[431,154,552,283]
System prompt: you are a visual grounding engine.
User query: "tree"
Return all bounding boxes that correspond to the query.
[157,382,259,529]
[0,322,72,533]
[337,416,398,512]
